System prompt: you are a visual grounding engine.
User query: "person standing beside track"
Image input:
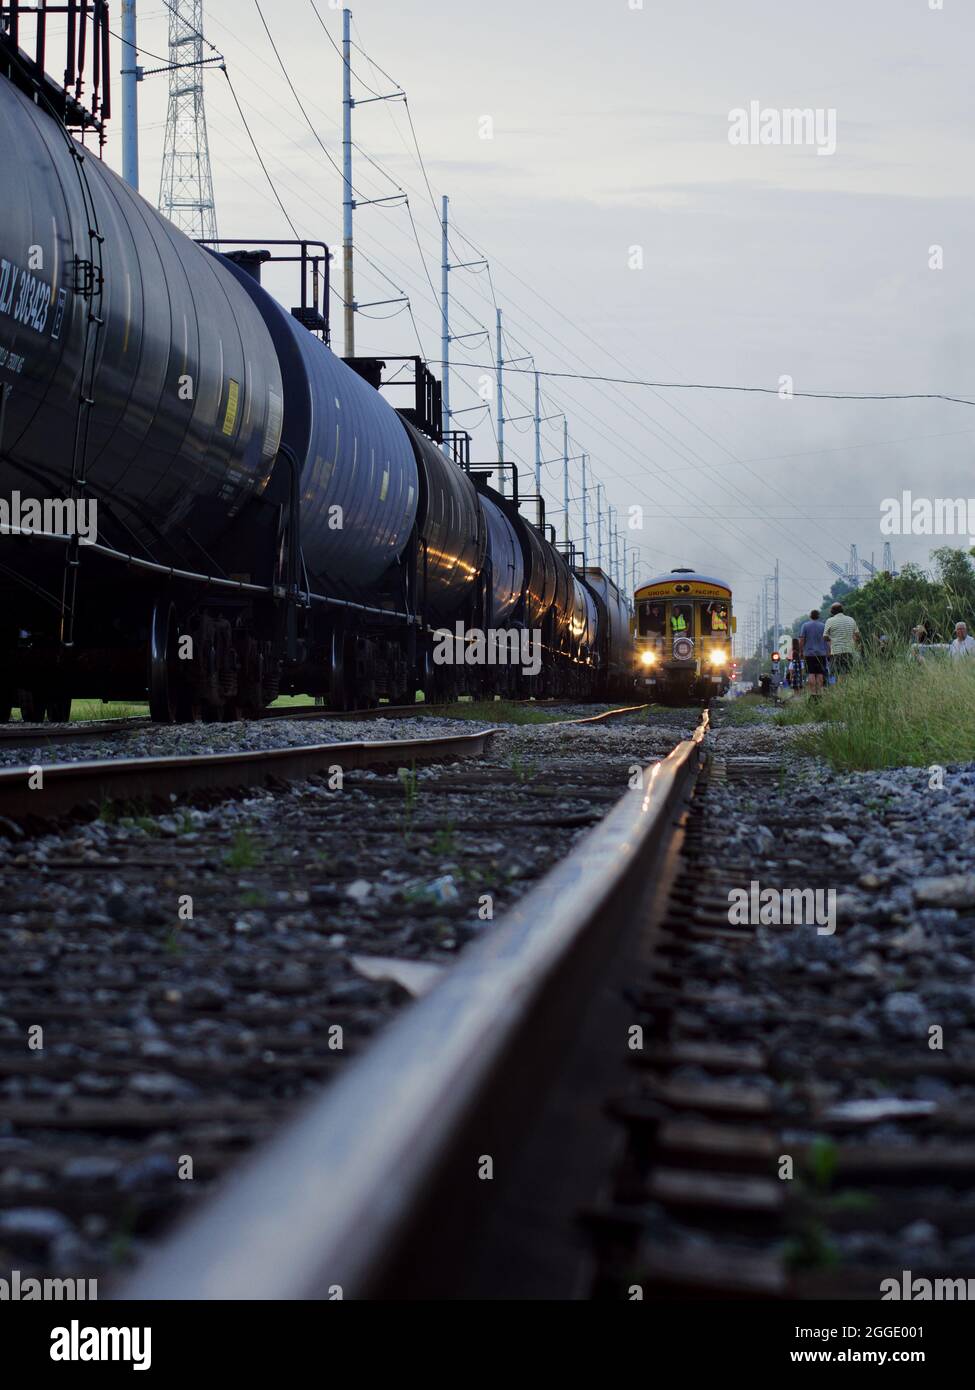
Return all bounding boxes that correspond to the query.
[823,602,861,681]
[949,622,975,657]
[799,609,829,695]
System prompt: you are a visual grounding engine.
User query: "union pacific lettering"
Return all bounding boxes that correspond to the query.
[638,583,731,599]
[0,257,54,335]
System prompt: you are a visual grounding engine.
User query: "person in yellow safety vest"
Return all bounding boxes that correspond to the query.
[671,609,689,633]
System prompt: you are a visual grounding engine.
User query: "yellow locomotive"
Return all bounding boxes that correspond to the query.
[634,569,735,703]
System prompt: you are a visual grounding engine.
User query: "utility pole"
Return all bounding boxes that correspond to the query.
[581,454,588,562]
[596,484,604,568]
[438,201,486,457]
[441,196,450,448]
[338,10,407,356]
[608,508,616,586]
[562,420,570,547]
[534,371,541,496]
[774,559,780,654]
[121,0,140,191]
[342,7,355,356]
[496,309,504,495]
[622,533,628,596]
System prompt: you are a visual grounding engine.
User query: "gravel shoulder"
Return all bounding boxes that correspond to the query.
[607,700,975,1287]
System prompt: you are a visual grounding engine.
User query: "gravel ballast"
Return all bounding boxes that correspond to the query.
[0,705,696,1285]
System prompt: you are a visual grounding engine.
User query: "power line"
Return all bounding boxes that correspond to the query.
[107,27,171,65]
[437,211,902,563]
[433,227,852,564]
[250,0,426,349]
[158,0,219,54]
[221,67,301,240]
[254,0,358,196]
[433,369,975,407]
[209,9,849,580]
[198,6,503,362]
[309,0,386,99]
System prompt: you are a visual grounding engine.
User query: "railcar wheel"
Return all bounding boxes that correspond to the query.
[47,696,72,723]
[19,690,46,723]
[176,689,203,723]
[329,630,355,711]
[148,599,180,724]
[419,649,440,703]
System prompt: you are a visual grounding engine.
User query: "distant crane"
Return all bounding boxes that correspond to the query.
[829,541,898,589]
[827,544,862,589]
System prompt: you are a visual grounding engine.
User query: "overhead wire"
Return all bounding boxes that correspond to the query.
[162,6,858,586]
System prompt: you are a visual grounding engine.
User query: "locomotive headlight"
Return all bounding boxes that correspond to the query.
[710,649,728,666]
[640,650,656,667]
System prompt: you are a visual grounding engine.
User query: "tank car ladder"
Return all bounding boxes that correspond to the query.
[57,142,105,657]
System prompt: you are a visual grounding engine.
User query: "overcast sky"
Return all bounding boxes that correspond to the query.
[93,0,975,636]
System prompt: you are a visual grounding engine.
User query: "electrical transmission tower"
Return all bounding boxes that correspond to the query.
[158,1,218,240]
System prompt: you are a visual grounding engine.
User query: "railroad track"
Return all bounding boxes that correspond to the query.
[0,699,645,751]
[109,705,975,1301]
[0,703,685,1291]
[0,705,648,827]
[0,700,489,750]
[109,710,708,1299]
[0,727,501,826]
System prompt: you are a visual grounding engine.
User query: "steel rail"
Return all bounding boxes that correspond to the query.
[0,728,501,822]
[118,711,709,1301]
[0,702,649,749]
[0,701,466,748]
[0,701,456,748]
[0,717,154,747]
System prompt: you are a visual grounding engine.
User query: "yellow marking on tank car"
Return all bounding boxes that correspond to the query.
[222,378,240,436]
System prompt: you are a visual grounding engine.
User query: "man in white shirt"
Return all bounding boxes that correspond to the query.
[949,622,975,657]
[823,603,861,680]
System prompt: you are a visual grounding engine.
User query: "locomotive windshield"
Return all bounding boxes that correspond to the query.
[638,601,666,637]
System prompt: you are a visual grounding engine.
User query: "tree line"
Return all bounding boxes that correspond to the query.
[788,547,975,646]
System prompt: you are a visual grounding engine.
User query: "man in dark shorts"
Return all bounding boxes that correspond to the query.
[799,609,829,694]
